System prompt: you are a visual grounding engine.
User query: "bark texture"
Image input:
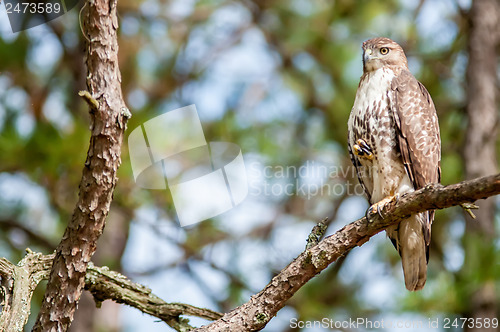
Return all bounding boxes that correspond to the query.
[71,204,130,332]
[85,262,223,329]
[463,0,500,330]
[1,174,499,331]
[32,0,130,330]
[0,251,53,332]
[464,0,500,233]
[195,174,500,331]
[0,252,221,332]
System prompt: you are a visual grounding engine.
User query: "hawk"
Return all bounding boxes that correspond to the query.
[347,37,441,291]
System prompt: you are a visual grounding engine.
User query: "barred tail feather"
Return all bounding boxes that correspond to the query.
[399,214,428,291]
[387,213,428,291]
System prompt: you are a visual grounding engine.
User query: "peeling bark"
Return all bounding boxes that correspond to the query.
[0,251,53,332]
[1,173,499,331]
[0,252,221,332]
[31,0,130,330]
[195,174,500,331]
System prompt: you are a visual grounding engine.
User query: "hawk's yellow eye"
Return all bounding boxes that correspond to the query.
[380,47,389,55]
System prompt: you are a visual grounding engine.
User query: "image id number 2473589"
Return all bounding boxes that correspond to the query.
[4,1,62,14]
[443,317,498,329]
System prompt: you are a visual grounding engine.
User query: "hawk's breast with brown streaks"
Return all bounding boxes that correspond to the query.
[348,67,413,204]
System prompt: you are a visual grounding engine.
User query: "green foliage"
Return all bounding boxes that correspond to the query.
[0,0,497,330]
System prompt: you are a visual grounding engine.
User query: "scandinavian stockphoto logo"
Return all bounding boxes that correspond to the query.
[1,0,80,32]
[128,105,248,227]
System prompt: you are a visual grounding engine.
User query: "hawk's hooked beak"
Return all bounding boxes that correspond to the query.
[362,47,381,72]
[364,48,376,62]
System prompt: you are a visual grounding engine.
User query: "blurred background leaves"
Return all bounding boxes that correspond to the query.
[0,0,498,331]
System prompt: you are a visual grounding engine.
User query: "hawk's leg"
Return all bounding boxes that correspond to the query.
[366,194,400,219]
[352,139,374,160]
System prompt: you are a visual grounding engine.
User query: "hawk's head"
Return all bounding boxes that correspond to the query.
[362,37,408,73]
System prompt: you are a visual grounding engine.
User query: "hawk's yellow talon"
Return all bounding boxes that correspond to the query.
[353,139,374,160]
[353,144,362,154]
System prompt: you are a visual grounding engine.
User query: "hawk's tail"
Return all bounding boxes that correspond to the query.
[388,213,429,291]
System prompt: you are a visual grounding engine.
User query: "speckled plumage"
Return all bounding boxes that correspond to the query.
[348,38,441,291]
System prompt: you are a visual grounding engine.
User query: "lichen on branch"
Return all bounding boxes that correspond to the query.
[194,173,500,331]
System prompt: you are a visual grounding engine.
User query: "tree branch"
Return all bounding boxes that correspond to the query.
[0,251,222,332]
[1,175,498,331]
[85,262,222,331]
[194,173,500,331]
[32,0,130,330]
[0,250,53,332]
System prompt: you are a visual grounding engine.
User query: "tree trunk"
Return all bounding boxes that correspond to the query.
[31,0,129,330]
[463,0,499,330]
[70,209,129,332]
